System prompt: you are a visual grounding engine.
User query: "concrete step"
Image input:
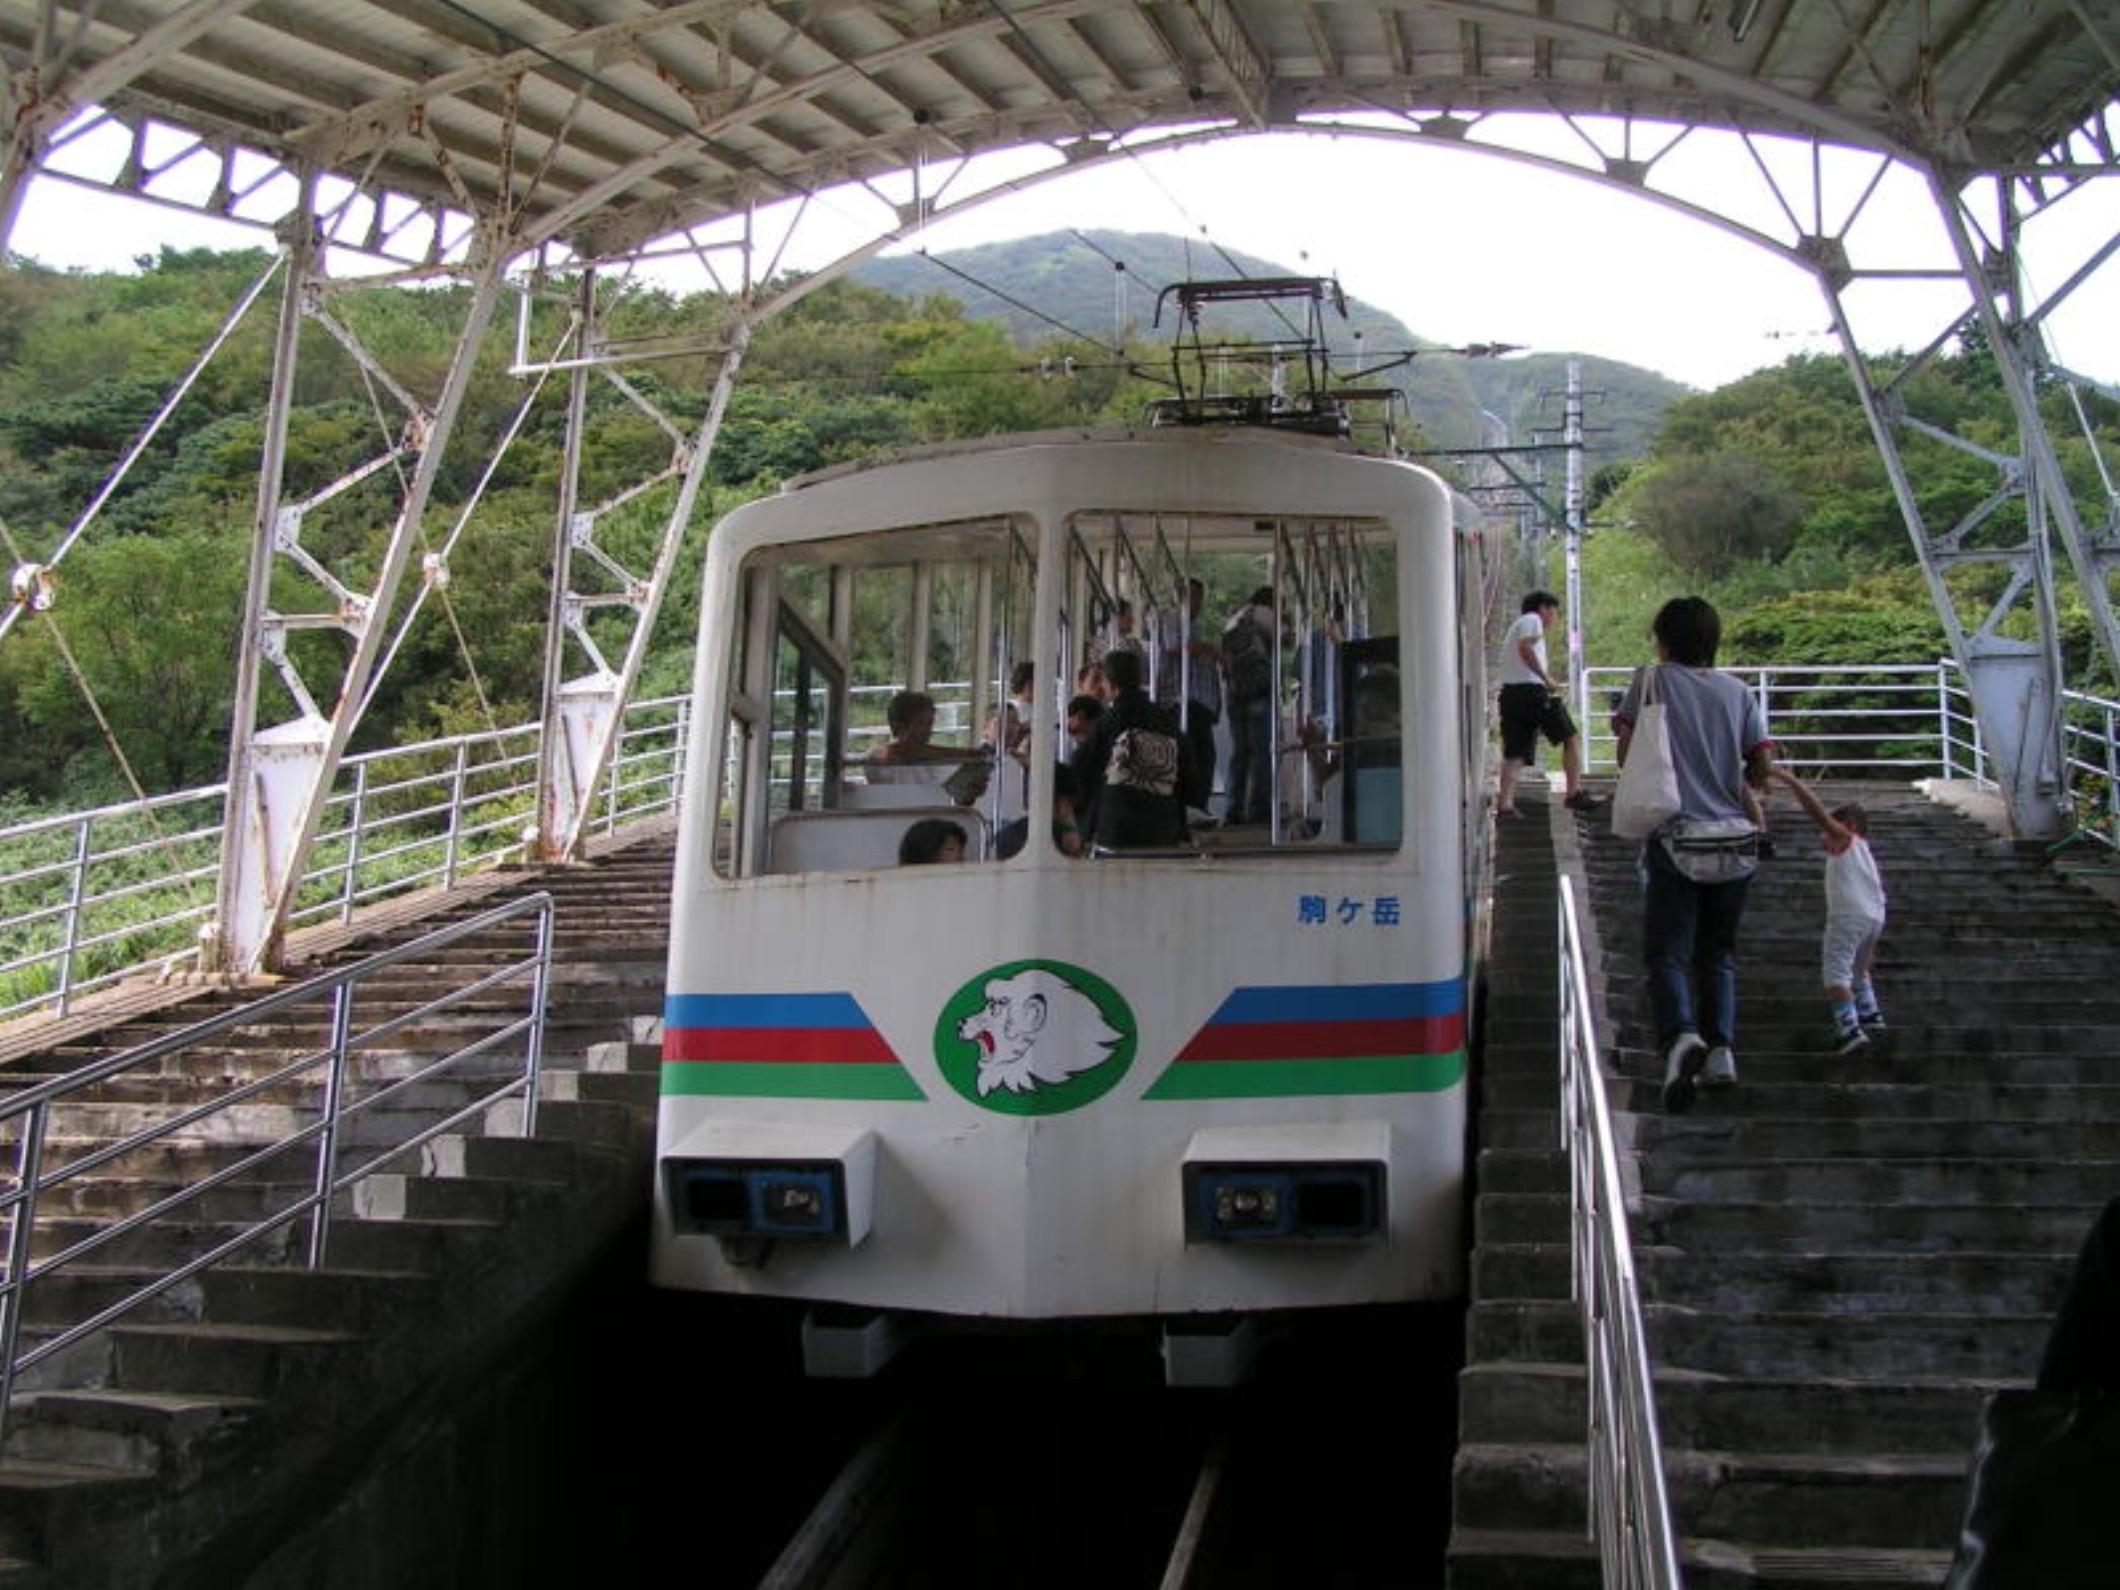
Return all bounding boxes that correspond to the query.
[1639,1196,2106,1255]
[11,1268,206,1332]
[0,1456,157,1576]
[480,1096,645,1154]
[1446,1525,1600,1590]
[1485,1072,2120,1120]
[106,1321,365,1401]
[1600,1018,2120,1058]
[1459,1360,1993,1457]
[4,1389,262,1473]
[28,1216,303,1270]
[21,1173,318,1224]
[1481,1105,2120,1159]
[581,1037,663,1073]
[1606,1047,2120,1089]
[314,1216,506,1273]
[1480,1244,2070,1317]
[1638,1114,2120,1160]
[1471,1298,2046,1381]
[345,1171,516,1223]
[537,1068,658,1111]
[1648,1156,2120,1205]
[1455,1440,1966,1550]
[1451,1524,1955,1590]
[1474,1147,1568,1196]
[44,1093,519,1151]
[404,1131,615,1186]
[197,1266,435,1334]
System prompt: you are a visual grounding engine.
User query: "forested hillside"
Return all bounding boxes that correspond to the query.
[852,229,1687,459]
[0,249,1163,806]
[1583,346,2118,684]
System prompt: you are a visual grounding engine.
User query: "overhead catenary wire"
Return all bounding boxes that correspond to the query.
[985,0,1307,345]
[912,248,1119,355]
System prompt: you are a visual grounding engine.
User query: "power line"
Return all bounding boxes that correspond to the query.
[985,0,1303,344]
[912,248,1117,354]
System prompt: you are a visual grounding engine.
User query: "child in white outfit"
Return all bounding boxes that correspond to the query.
[1772,770,1887,1054]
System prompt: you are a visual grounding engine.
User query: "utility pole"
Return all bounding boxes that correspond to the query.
[1563,360,1588,734]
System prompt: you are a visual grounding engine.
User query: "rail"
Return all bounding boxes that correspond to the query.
[1557,873,1683,1589]
[0,889,555,1449]
[0,694,684,1023]
[7,660,2117,1026]
[1583,659,2119,845]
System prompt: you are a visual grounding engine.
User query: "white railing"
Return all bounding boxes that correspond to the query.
[0,891,554,1449]
[1585,659,2119,843]
[1558,873,1684,1589]
[0,696,687,1024]
[2058,686,2120,844]
[1580,660,1977,780]
[6,661,2116,1026]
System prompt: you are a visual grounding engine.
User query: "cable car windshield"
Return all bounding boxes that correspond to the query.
[708,505,1402,878]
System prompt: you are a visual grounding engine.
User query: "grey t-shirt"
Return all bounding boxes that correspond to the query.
[1614,664,1767,824]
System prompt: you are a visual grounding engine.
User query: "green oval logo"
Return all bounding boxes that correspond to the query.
[934,960,1137,1116]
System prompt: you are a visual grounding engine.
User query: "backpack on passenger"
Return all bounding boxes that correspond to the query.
[1094,721,1189,848]
[1105,726,1179,797]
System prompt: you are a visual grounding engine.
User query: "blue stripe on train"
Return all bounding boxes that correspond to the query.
[664,992,872,1030]
[1206,981,1462,1025]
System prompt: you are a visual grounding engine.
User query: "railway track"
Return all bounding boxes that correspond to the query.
[748,1308,1459,1590]
[759,1403,1238,1590]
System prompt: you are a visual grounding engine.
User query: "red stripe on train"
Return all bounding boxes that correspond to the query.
[663,1026,899,1065]
[1173,1014,1464,1063]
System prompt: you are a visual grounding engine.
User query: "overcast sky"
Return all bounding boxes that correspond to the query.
[13,122,2116,392]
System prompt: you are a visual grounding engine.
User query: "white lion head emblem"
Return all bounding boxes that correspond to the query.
[956,968,1123,1096]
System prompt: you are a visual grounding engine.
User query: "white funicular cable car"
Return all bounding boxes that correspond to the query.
[654,420,1491,1382]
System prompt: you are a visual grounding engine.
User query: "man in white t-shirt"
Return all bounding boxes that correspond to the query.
[1497,591,1601,815]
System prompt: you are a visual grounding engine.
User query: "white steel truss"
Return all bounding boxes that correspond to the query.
[1,4,2116,964]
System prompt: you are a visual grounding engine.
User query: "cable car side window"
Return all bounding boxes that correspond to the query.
[1059,510,1401,855]
[711,516,1039,878]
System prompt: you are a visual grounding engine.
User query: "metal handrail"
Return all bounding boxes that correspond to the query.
[0,890,556,1449]
[1581,659,2119,844]
[0,693,686,1023]
[1557,873,1683,1588]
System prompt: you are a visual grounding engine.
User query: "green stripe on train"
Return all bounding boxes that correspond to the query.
[661,1063,927,1100]
[1143,1051,1467,1100]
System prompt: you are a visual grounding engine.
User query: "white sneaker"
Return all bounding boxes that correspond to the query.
[1662,1033,1708,1114]
[1701,1046,1737,1090]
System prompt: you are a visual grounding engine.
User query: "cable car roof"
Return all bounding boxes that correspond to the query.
[6,1,2116,264]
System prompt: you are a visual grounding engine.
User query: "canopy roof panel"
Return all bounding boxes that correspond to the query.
[5,1,2117,265]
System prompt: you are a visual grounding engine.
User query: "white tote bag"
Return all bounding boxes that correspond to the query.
[1611,665,1682,840]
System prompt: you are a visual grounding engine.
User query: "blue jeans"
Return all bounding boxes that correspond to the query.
[1642,840,1751,1051]
[1225,693,1273,823]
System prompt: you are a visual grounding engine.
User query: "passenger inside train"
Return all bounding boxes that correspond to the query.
[709,505,1405,876]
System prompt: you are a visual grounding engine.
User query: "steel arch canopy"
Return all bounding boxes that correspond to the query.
[5,1,2118,267]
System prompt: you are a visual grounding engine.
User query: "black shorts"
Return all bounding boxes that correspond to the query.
[1500,682,1577,762]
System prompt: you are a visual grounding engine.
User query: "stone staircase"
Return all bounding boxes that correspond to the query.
[1451,783,2120,1588]
[0,829,677,1589]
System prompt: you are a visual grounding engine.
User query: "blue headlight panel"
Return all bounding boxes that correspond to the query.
[667,1160,847,1239]
[1185,1162,1384,1242]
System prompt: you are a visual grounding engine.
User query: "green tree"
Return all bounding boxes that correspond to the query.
[14,531,248,795]
[1627,450,1805,581]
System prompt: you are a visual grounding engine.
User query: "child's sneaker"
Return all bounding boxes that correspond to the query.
[1701,1046,1738,1090]
[1833,1025,1871,1057]
[1858,1010,1887,1030]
